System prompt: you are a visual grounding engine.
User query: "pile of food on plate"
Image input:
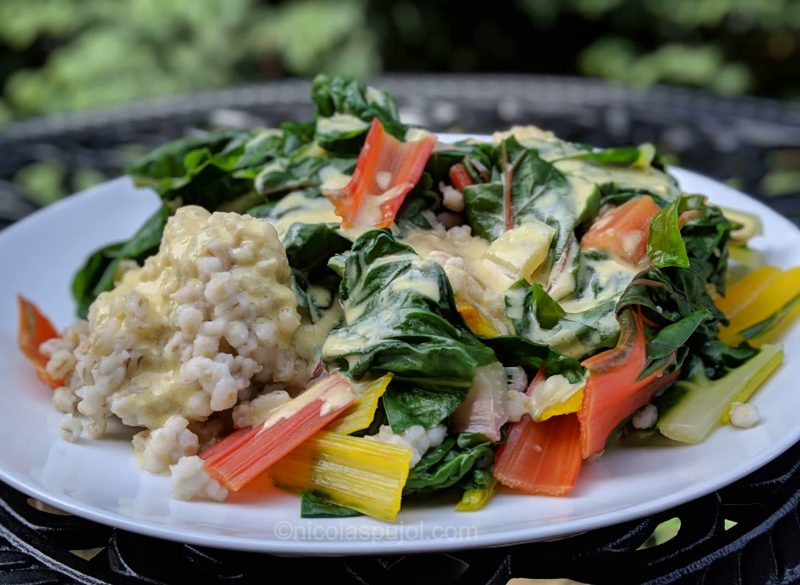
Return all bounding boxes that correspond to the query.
[17,75,799,522]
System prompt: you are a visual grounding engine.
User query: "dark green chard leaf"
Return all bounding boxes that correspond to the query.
[290,269,338,324]
[481,335,584,382]
[462,136,677,267]
[277,219,350,324]
[573,248,636,302]
[230,129,294,170]
[382,384,466,432]
[505,279,619,359]
[300,491,361,518]
[281,223,351,273]
[561,143,665,171]
[323,230,496,425]
[394,189,439,232]
[237,144,356,199]
[619,266,755,379]
[501,193,720,362]
[115,205,170,258]
[80,75,357,318]
[311,74,406,151]
[694,340,759,377]
[393,172,440,233]
[678,197,736,294]
[247,188,329,221]
[404,433,494,495]
[425,141,495,184]
[128,130,266,210]
[464,136,577,258]
[646,309,709,362]
[283,222,350,324]
[615,194,748,379]
[507,280,565,329]
[128,126,346,212]
[647,198,690,269]
[71,241,124,319]
[643,309,710,376]
[495,130,591,161]
[599,190,671,207]
[71,205,169,318]
[280,120,316,150]
[248,191,348,320]
[127,131,241,192]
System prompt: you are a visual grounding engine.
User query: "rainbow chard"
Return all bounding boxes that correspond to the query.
[463,135,584,258]
[579,309,680,457]
[17,296,63,389]
[493,366,585,496]
[201,373,356,492]
[270,431,412,522]
[451,362,509,442]
[322,118,436,230]
[658,344,783,444]
[494,412,583,496]
[322,229,497,431]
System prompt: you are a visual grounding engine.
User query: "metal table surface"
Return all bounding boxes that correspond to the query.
[1,74,799,585]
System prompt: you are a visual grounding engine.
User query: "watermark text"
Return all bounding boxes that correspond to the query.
[274,520,478,542]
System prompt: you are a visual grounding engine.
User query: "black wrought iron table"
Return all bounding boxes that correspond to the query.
[1,75,799,585]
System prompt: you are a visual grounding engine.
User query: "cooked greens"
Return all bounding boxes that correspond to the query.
[71,205,169,318]
[382,385,467,433]
[300,491,362,518]
[311,73,406,150]
[59,73,789,519]
[323,230,496,382]
[464,135,588,257]
[404,433,495,495]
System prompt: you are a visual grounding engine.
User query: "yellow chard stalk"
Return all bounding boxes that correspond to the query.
[269,431,412,522]
[326,374,392,435]
[716,266,800,346]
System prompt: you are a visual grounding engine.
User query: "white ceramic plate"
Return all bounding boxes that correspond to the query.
[1,143,799,555]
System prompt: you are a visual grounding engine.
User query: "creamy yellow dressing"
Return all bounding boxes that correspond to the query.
[319,165,352,192]
[307,285,333,309]
[321,313,389,358]
[348,184,406,233]
[265,191,341,236]
[491,125,584,161]
[390,266,442,303]
[322,246,455,362]
[544,237,580,301]
[478,126,680,353]
[112,370,193,428]
[400,229,512,294]
[399,228,514,335]
[555,158,678,199]
[103,128,674,429]
[292,302,343,363]
[316,113,370,135]
[560,253,641,313]
[405,127,435,142]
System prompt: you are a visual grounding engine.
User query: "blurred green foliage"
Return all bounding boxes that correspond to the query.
[572,0,800,97]
[369,0,799,99]
[0,0,375,120]
[0,0,797,122]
